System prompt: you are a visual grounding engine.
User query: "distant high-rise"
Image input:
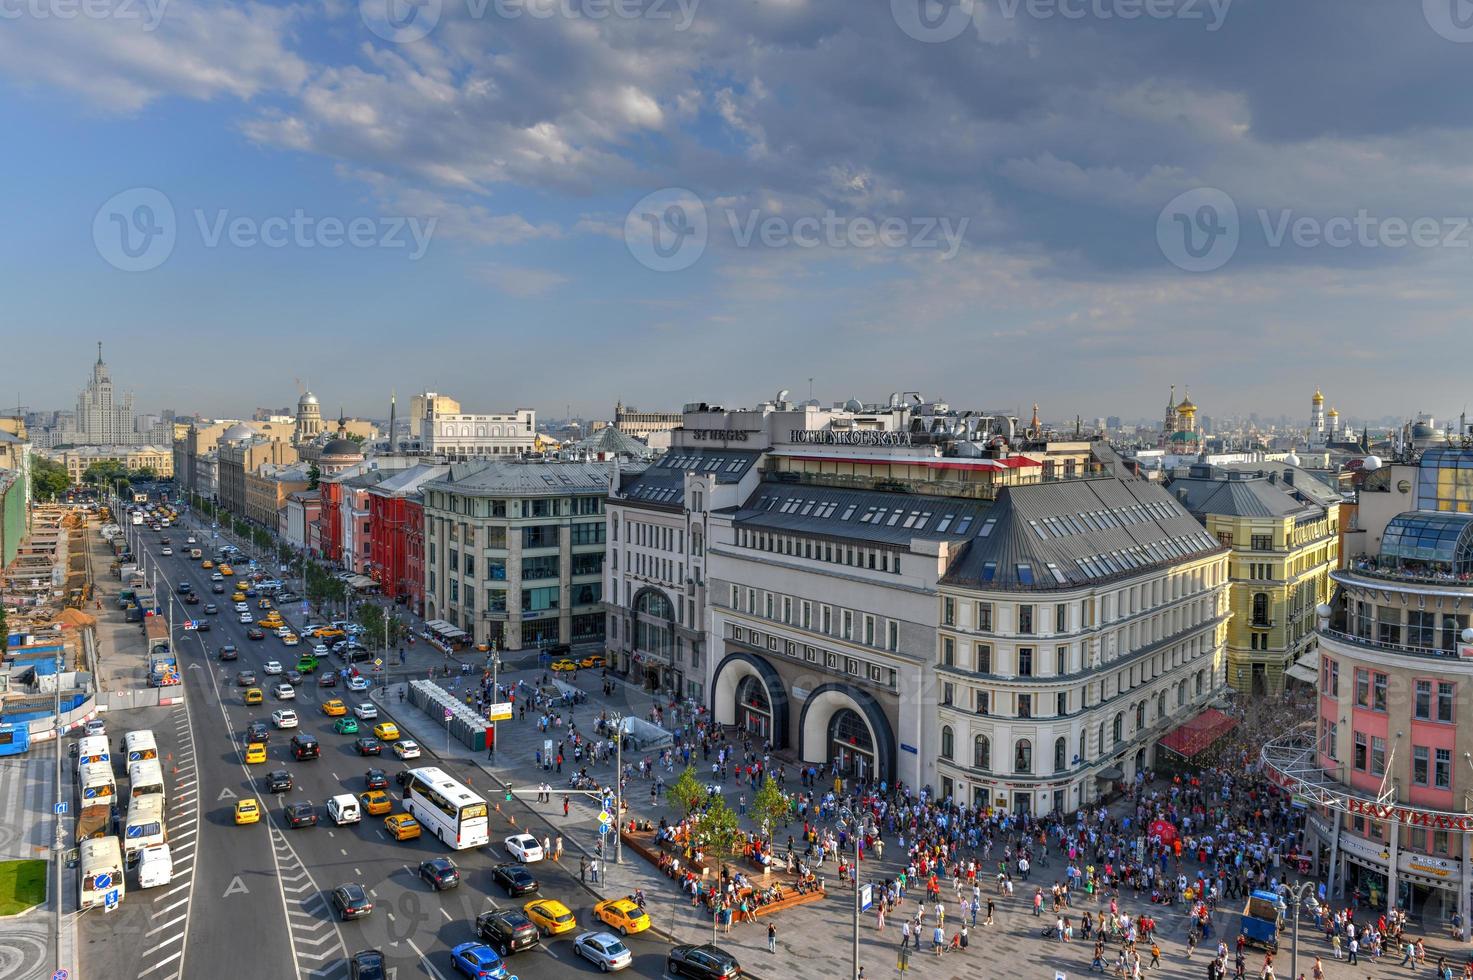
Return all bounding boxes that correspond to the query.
[73,342,136,445]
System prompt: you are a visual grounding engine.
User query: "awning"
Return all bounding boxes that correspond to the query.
[345,574,377,590]
[1159,708,1239,759]
[1284,649,1320,685]
[1096,766,1124,781]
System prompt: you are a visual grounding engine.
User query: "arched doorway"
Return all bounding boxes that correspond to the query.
[736,674,773,742]
[828,709,875,783]
[632,587,676,693]
[709,652,789,751]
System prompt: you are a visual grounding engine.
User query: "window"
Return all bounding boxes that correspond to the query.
[1054,737,1067,773]
[1322,658,1339,697]
[1014,739,1032,774]
[1055,604,1068,633]
[523,555,560,580]
[1018,605,1034,635]
[1320,718,1337,760]
[1056,691,1068,716]
[486,589,507,612]
[1251,534,1272,551]
[1055,646,1068,675]
[887,620,899,651]
[1436,748,1452,789]
[1414,746,1430,786]
[570,523,605,546]
[975,643,991,674]
[571,552,603,577]
[463,553,475,577]
[1017,647,1033,677]
[1355,668,1369,708]
[940,637,955,667]
[522,586,560,613]
[1409,610,1436,649]
[864,615,875,646]
[1251,593,1269,626]
[1439,682,1456,722]
[975,690,989,715]
[1373,672,1387,712]
[523,525,557,549]
[1370,735,1386,776]
[974,735,990,770]
[942,597,956,626]
[1354,731,1368,771]
[841,610,853,640]
[1017,693,1032,719]
[941,726,954,760]
[1416,680,1433,720]
[821,605,832,635]
[976,602,993,632]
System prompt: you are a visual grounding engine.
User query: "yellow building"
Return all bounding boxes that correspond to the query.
[1168,462,1341,694]
[46,444,174,483]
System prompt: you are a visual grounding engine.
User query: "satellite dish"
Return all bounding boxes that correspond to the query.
[776,389,790,402]
[844,399,863,413]
[1363,455,1382,471]
[1316,604,1332,619]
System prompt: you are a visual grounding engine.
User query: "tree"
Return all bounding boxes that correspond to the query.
[307,463,320,491]
[751,775,790,841]
[30,457,70,501]
[251,527,272,552]
[129,467,157,482]
[669,766,707,821]
[82,459,128,488]
[691,796,746,876]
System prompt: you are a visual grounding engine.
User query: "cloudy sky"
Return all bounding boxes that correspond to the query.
[3,0,1471,425]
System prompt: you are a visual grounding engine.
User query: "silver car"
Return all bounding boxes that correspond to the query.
[573,932,632,972]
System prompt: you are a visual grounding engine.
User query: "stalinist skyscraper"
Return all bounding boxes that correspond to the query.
[73,342,136,445]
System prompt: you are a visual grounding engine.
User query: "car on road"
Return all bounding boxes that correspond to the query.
[359,789,392,815]
[418,858,461,891]
[281,633,300,646]
[210,572,223,582]
[274,625,293,638]
[332,883,374,920]
[371,722,400,742]
[523,899,577,936]
[234,799,261,824]
[593,898,650,936]
[265,769,293,793]
[476,909,540,958]
[550,659,577,672]
[196,620,212,632]
[364,768,388,791]
[204,603,218,615]
[290,734,320,760]
[449,942,506,980]
[392,740,421,760]
[384,812,421,841]
[235,670,256,686]
[323,699,347,716]
[285,670,303,686]
[579,655,603,669]
[246,627,265,640]
[284,801,318,829]
[491,863,538,896]
[219,564,234,576]
[238,612,254,624]
[354,702,378,720]
[244,688,263,705]
[83,718,106,737]
[246,720,270,743]
[296,654,320,674]
[219,644,238,661]
[211,583,225,594]
[271,709,299,729]
[348,949,385,980]
[354,736,382,756]
[334,717,361,736]
[245,742,267,765]
[183,592,198,604]
[201,560,213,569]
[318,671,337,688]
[666,944,742,980]
[574,932,633,973]
[313,643,330,658]
[347,676,371,692]
[263,660,283,675]
[504,833,543,863]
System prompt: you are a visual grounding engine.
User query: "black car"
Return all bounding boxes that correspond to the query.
[332,884,374,920]
[246,628,265,641]
[183,593,200,605]
[265,769,293,793]
[342,646,373,664]
[204,603,218,615]
[219,644,238,661]
[668,944,743,980]
[212,583,225,594]
[475,910,540,957]
[247,720,270,743]
[176,582,192,593]
[235,669,255,685]
[318,672,338,688]
[418,858,460,891]
[348,949,385,980]
[354,737,382,757]
[491,863,538,896]
[284,801,318,829]
[364,768,388,791]
[197,621,211,632]
[291,734,320,760]
[285,670,303,686]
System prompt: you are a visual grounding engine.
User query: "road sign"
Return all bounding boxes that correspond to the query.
[444,708,453,721]
[183,620,197,631]
[126,824,144,838]
[598,810,612,825]
[52,970,68,980]
[104,889,120,912]
[487,702,513,721]
[94,872,112,890]
[860,882,874,912]
[53,802,67,815]
[373,658,384,668]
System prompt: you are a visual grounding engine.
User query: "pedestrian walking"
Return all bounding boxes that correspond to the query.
[590,859,600,883]
[902,921,912,949]
[579,855,588,882]
[768,922,777,953]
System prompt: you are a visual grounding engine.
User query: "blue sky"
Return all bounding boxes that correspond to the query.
[4,0,1473,426]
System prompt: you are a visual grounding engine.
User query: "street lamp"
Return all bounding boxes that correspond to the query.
[1278,880,1318,980]
[608,709,624,866]
[838,806,867,980]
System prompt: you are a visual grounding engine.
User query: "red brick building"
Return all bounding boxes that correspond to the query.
[366,465,446,613]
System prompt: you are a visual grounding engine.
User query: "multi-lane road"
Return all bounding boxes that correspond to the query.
[89,515,682,980]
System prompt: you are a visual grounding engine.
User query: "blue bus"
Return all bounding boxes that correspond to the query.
[0,722,31,756]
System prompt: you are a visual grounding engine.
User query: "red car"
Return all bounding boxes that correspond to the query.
[318,672,337,688]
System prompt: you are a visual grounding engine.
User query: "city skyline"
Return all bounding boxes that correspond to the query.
[4,2,1473,417]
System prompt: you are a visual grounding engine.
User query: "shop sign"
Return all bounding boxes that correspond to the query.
[791,686,810,702]
[1336,833,1390,864]
[790,430,913,447]
[1346,797,1473,831]
[688,429,754,442]
[1399,852,1458,879]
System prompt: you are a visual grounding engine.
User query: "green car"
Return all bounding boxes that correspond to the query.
[295,655,319,675]
[333,717,360,735]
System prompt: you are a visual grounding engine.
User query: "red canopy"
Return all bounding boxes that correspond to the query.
[1158,708,1238,758]
[1148,819,1178,845]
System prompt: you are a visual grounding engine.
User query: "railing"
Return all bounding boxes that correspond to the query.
[1337,562,1473,589]
[1320,627,1461,661]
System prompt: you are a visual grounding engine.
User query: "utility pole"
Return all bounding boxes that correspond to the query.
[610,710,624,865]
[1279,880,1316,980]
[489,643,500,758]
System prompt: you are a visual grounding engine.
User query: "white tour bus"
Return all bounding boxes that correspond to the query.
[79,835,125,910]
[128,759,166,800]
[77,735,110,766]
[77,761,118,808]
[124,730,158,763]
[123,794,167,860]
[401,766,489,850]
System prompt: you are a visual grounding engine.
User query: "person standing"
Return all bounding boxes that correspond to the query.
[902,921,912,949]
[768,922,777,953]
[590,858,600,883]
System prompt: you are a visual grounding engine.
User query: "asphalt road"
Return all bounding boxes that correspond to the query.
[102,517,682,980]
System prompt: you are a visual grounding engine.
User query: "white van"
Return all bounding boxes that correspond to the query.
[123,794,166,860]
[124,730,158,763]
[136,843,173,889]
[326,794,361,826]
[128,759,166,801]
[79,836,125,910]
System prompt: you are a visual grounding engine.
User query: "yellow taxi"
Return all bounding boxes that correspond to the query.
[313,627,346,641]
[257,597,275,610]
[261,616,285,630]
[371,722,400,741]
[593,897,651,936]
[359,790,392,816]
[200,560,214,570]
[281,633,300,646]
[523,898,578,936]
[244,687,264,706]
[550,659,577,672]
[384,813,421,841]
[219,564,234,576]
[322,699,347,717]
[244,742,267,764]
[232,592,247,603]
[579,655,603,669]
[235,798,262,824]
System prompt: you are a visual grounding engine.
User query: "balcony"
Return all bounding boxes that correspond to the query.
[1338,559,1473,590]
[1320,626,1462,662]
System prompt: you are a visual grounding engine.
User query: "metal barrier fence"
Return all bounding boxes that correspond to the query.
[407,679,487,751]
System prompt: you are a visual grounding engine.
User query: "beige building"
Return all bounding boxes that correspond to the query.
[245,463,312,529]
[217,433,299,520]
[614,402,683,439]
[47,444,173,483]
[175,418,297,495]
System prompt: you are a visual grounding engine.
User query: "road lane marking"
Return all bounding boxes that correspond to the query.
[136,950,184,976]
[439,908,452,922]
[141,932,185,956]
[145,913,187,936]
[404,938,449,980]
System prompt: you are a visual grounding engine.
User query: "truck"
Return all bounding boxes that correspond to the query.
[144,617,179,687]
[136,843,173,889]
[1240,889,1283,951]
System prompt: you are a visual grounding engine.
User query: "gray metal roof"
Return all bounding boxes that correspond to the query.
[734,481,995,547]
[1167,465,1327,519]
[427,460,613,496]
[941,477,1224,591]
[574,426,651,458]
[619,448,761,505]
